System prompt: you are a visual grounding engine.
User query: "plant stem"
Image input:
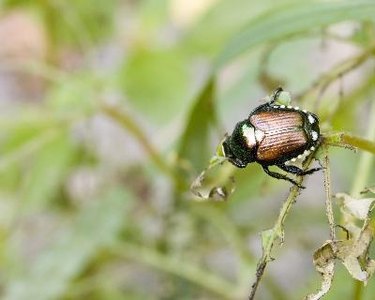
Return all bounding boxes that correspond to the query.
[101,103,179,183]
[322,145,336,242]
[297,43,375,106]
[249,183,302,299]
[248,156,314,299]
[323,132,375,155]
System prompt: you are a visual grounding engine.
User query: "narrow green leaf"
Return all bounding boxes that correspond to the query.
[215,1,375,68]
[177,80,217,172]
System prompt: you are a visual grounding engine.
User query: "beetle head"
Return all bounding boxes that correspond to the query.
[222,120,256,168]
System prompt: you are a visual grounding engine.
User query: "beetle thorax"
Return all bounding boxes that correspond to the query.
[241,124,264,148]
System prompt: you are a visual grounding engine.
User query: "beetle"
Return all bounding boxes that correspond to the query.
[222,87,321,188]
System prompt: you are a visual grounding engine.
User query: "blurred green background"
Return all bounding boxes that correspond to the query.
[0,0,375,299]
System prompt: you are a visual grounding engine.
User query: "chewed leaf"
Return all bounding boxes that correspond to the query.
[341,256,367,281]
[346,198,375,220]
[306,242,335,300]
[336,193,375,220]
[336,224,374,282]
[190,156,236,201]
[307,222,375,298]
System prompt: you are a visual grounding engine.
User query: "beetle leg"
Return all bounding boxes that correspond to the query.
[277,164,322,176]
[269,87,283,104]
[262,165,304,189]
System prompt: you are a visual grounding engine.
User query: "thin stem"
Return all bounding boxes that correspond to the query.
[190,204,288,300]
[248,156,315,300]
[100,103,180,183]
[322,145,336,242]
[353,282,364,300]
[323,132,375,155]
[296,43,375,106]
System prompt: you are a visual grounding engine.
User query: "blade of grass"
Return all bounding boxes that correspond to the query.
[177,79,218,174]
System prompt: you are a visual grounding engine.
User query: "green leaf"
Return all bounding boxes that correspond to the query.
[121,49,189,124]
[190,159,236,201]
[20,129,77,208]
[177,80,217,172]
[4,188,133,300]
[215,1,375,68]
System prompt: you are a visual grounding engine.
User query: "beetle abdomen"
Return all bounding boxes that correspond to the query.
[249,111,308,163]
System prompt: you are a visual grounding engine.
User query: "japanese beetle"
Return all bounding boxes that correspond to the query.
[222,88,321,188]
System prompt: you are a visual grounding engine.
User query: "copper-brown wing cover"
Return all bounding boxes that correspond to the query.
[249,111,307,162]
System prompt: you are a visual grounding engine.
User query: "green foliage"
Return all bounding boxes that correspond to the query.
[0,0,375,299]
[4,189,133,300]
[121,49,189,124]
[177,80,217,172]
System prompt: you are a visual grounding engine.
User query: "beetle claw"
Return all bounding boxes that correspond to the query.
[302,167,322,175]
[288,178,305,189]
[262,165,306,188]
[296,183,306,189]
